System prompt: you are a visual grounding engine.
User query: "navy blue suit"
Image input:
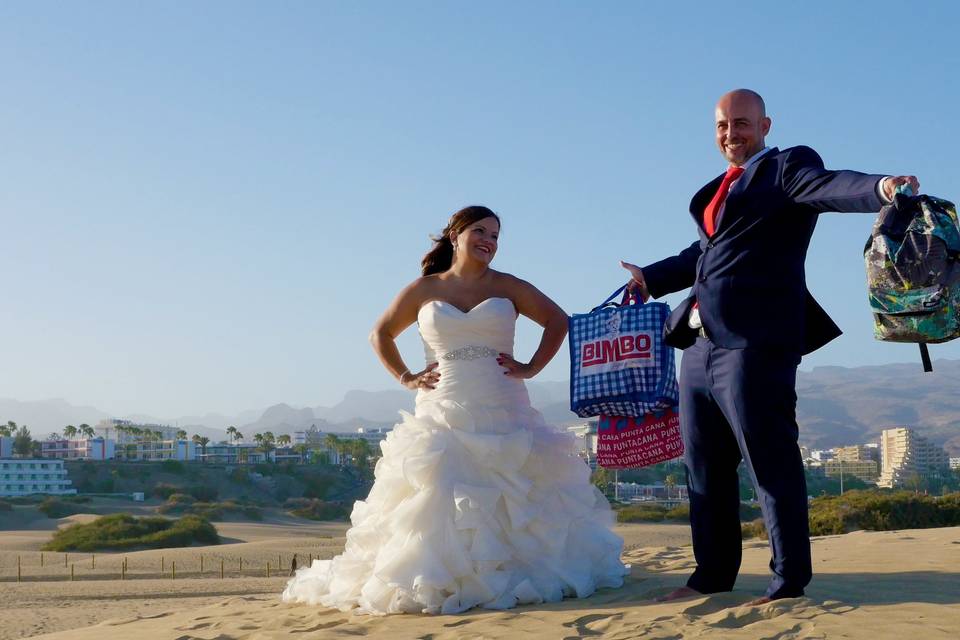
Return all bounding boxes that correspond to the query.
[642,146,886,598]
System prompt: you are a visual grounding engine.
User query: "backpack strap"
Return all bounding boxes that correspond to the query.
[919,343,933,373]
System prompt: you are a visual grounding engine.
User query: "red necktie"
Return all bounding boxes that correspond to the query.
[703,166,744,237]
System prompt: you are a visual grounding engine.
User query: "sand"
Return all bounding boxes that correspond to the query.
[1,509,958,640]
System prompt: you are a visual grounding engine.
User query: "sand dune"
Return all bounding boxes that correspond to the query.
[2,517,957,640]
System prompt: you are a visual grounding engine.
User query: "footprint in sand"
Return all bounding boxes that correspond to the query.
[561,612,625,638]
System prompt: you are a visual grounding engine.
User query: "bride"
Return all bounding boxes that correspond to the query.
[282,205,627,614]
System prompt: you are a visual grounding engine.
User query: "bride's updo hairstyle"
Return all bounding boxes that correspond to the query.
[421,205,501,276]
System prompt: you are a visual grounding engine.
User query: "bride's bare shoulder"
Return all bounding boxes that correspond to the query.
[490,270,534,291]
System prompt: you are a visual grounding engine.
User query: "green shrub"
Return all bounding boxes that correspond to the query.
[302,476,335,500]
[229,468,250,484]
[160,460,186,475]
[665,503,690,522]
[616,504,668,523]
[285,498,349,521]
[187,485,218,502]
[38,498,83,519]
[0,499,12,512]
[42,513,219,551]
[153,483,182,500]
[808,490,960,535]
[741,518,767,539]
[739,502,763,522]
[157,496,261,521]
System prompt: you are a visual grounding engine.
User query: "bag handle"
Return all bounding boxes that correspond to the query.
[591,284,642,312]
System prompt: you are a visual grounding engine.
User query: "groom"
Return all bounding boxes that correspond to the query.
[622,89,918,602]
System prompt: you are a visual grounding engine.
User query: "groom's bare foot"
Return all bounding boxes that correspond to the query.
[654,586,703,602]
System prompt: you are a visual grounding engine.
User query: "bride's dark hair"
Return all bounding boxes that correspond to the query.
[421,206,501,276]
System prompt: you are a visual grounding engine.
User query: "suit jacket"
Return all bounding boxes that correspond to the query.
[643,145,886,356]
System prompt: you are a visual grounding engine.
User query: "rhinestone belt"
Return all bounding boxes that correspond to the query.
[440,345,500,361]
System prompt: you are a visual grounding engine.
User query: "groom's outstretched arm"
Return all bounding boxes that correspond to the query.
[624,240,701,300]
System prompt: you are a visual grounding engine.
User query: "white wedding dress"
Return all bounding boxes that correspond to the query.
[282,297,627,614]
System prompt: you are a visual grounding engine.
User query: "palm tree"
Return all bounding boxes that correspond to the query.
[197,436,210,461]
[292,443,309,464]
[176,429,188,441]
[323,433,342,465]
[226,426,237,442]
[276,434,292,447]
[79,424,95,439]
[62,425,78,439]
[0,421,15,437]
[350,438,372,468]
[12,425,34,457]
[263,436,277,459]
[253,433,264,447]
[664,473,679,500]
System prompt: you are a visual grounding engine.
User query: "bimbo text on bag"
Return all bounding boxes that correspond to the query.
[568,285,679,417]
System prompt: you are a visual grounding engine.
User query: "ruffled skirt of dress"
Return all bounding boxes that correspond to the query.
[281,399,628,615]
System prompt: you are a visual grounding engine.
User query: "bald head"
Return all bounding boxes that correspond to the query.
[714,89,771,166]
[718,89,766,117]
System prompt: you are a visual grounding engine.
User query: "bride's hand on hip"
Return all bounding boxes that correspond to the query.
[497,353,537,379]
[400,362,440,390]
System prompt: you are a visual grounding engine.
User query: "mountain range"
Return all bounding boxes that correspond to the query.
[3,359,959,454]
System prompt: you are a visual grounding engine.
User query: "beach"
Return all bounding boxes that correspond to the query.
[2,507,958,640]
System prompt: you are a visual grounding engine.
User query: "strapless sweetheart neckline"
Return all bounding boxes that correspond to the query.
[420,296,515,315]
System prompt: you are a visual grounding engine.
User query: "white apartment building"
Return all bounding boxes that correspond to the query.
[949,457,960,470]
[566,422,599,468]
[0,459,77,496]
[41,438,116,461]
[114,439,197,462]
[822,458,879,482]
[95,419,180,443]
[878,427,950,488]
[198,443,270,464]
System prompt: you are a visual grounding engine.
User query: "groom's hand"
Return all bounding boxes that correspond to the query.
[882,175,920,201]
[620,261,650,302]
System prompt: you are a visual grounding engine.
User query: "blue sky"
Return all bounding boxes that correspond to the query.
[2,1,958,418]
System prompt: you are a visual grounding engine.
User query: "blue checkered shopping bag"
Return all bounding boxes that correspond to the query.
[568,285,679,418]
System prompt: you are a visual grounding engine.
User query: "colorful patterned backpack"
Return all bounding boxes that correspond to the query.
[864,192,960,371]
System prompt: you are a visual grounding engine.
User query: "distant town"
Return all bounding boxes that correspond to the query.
[1,418,957,500]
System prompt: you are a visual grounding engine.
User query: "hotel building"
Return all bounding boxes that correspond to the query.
[41,438,115,461]
[0,459,76,497]
[878,427,950,488]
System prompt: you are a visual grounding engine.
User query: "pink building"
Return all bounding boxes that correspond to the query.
[41,438,115,461]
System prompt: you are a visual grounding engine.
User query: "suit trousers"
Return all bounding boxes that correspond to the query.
[680,337,811,599]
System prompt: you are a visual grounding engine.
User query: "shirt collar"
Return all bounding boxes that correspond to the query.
[734,146,772,172]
